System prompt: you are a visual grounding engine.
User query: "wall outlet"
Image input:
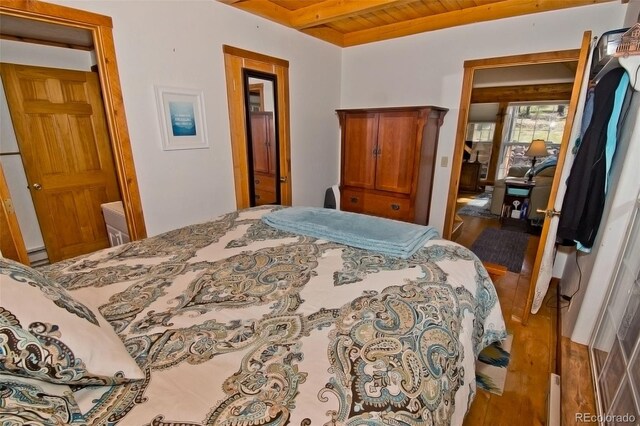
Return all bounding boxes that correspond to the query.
[440,156,448,167]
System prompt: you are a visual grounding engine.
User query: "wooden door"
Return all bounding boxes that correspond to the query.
[375,111,418,194]
[0,63,121,262]
[341,112,378,189]
[524,33,593,323]
[250,112,271,174]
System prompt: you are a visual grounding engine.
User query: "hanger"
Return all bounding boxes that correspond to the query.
[619,55,640,91]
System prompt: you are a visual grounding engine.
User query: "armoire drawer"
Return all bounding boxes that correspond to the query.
[255,189,276,205]
[364,194,411,221]
[254,173,276,191]
[341,189,364,213]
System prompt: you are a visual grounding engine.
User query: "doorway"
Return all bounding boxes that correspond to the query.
[444,32,592,324]
[0,2,146,264]
[222,45,292,209]
[244,70,281,206]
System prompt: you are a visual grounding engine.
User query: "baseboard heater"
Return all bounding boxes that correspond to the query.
[27,246,49,267]
[548,373,561,426]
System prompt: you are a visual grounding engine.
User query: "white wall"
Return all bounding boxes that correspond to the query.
[48,0,342,236]
[473,63,576,88]
[248,77,274,113]
[340,2,628,232]
[0,40,93,252]
[468,103,499,123]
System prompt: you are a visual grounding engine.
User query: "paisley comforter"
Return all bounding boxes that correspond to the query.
[42,206,507,425]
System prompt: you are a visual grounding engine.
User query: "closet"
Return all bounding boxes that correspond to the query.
[337,106,447,225]
[250,111,277,205]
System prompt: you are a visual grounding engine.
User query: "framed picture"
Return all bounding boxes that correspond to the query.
[155,86,209,150]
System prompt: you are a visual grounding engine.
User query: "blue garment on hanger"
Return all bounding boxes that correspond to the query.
[573,87,595,155]
[605,71,630,193]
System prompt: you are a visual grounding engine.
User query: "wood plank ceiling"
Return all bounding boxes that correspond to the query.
[219,0,615,47]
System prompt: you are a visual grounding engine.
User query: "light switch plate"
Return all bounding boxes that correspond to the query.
[440,156,448,167]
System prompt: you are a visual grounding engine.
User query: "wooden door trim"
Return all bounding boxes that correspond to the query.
[223,45,292,208]
[463,48,581,69]
[0,163,29,265]
[222,45,289,69]
[0,1,147,241]
[443,33,591,325]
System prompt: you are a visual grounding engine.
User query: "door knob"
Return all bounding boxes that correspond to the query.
[537,208,561,218]
[31,183,42,190]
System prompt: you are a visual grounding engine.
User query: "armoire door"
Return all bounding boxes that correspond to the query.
[266,115,277,176]
[341,112,378,189]
[0,63,121,262]
[374,111,418,194]
[250,112,272,175]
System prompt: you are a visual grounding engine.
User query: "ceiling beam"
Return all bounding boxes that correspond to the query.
[300,26,346,46]
[470,83,574,103]
[291,0,410,30]
[342,0,615,47]
[229,0,292,26]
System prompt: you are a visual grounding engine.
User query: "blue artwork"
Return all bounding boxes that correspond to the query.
[169,101,197,136]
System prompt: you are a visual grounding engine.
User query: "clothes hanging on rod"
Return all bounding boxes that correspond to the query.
[557,67,631,251]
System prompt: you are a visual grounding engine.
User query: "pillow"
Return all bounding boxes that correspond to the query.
[0,258,144,385]
[0,373,84,424]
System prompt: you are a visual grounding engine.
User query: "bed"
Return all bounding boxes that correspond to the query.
[1,206,506,425]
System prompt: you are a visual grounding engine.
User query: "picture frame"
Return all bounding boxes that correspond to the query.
[155,86,209,150]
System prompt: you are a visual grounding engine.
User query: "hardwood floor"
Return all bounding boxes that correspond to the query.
[560,337,598,425]
[456,213,556,426]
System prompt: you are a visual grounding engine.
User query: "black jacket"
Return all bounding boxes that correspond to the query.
[557,68,626,249]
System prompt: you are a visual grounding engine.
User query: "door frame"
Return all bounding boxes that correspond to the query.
[0,1,146,244]
[223,45,292,208]
[0,162,29,264]
[443,32,592,324]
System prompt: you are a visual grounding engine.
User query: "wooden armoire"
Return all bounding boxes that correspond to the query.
[250,111,277,205]
[337,106,447,225]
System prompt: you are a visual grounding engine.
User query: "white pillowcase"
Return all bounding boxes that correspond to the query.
[0,258,144,385]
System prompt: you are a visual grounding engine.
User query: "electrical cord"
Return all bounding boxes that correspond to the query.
[546,249,583,310]
[565,249,583,300]
[545,294,569,310]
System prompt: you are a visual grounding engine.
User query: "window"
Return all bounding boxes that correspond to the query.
[497,103,567,180]
[465,122,495,180]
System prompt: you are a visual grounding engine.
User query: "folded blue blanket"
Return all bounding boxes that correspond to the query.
[262,207,439,259]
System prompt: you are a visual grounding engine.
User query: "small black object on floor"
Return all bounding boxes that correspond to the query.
[470,227,530,273]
